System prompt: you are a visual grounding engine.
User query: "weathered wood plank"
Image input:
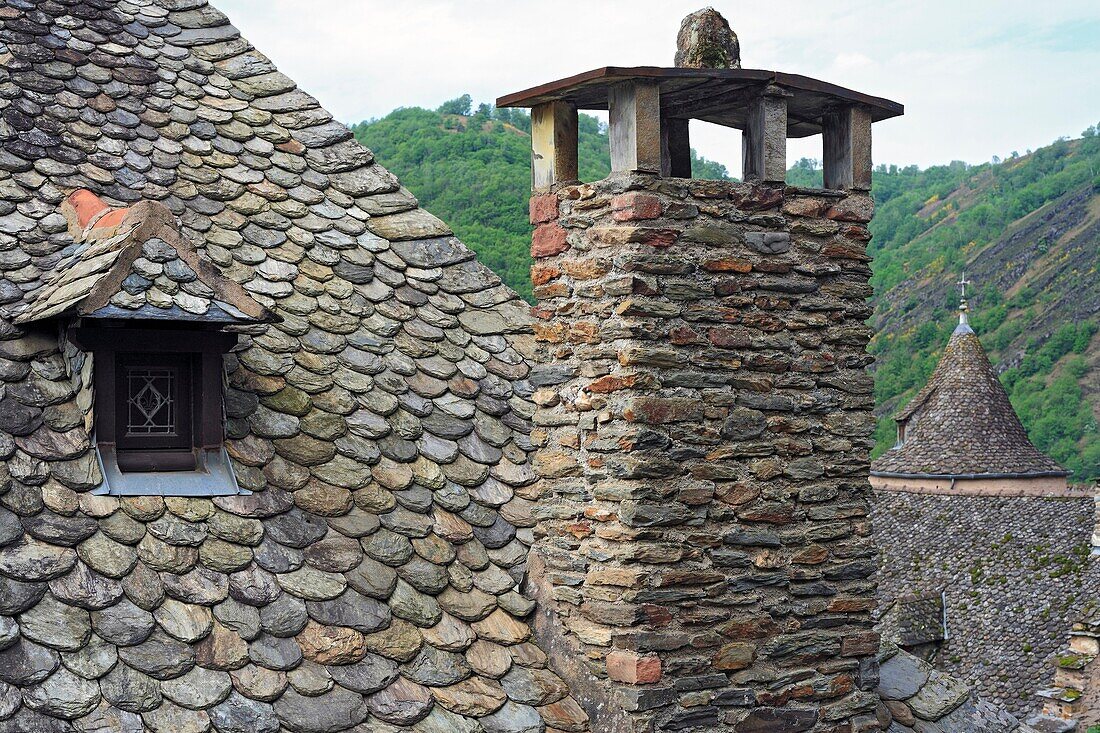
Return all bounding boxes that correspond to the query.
[609,81,662,174]
[742,85,788,182]
[531,101,578,190]
[823,104,872,190]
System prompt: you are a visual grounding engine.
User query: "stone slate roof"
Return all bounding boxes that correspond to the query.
[0,1,588,732]
[872,320,1067,477]
[874,490,1100,718]
[878,594,945,648]
[14,190,275,324]
[878,644,1038,732]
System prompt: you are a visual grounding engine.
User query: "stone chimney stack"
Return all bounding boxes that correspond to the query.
[498,12,902,733]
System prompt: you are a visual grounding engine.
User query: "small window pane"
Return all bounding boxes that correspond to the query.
[127,367,176,435]
[115,353,193,455]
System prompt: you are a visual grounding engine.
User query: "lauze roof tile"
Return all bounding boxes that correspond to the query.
[0,1,587,731]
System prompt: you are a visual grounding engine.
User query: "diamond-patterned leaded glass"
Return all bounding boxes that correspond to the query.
[126,367,176,435]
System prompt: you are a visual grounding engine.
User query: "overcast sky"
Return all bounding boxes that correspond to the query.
[217,0,1100,173]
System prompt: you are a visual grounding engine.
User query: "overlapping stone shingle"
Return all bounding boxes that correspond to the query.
[877,644,1039,733]
[0,1,588,731]
[874,491,1100,718]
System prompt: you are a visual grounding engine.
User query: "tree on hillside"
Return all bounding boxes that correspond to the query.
[437,94,472,116]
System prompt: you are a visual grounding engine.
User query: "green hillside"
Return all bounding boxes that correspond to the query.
[861,131,1100,481]
[352,100,1100,482]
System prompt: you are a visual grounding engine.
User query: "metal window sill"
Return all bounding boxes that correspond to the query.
[92,443,248,497]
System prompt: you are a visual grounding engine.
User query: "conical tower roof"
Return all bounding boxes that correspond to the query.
[872,310,1068,479]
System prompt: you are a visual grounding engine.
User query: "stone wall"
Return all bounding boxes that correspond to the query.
[873,490,1100,718]
[527,172,882,732]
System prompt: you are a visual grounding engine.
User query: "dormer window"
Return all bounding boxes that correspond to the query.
[70,325,243,495]
[896,419,907,447]
[12,190,277,497]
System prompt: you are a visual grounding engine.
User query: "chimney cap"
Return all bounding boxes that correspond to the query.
[496,67,902,138]
[675,8,741,69]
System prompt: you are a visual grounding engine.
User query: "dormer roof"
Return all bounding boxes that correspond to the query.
[12,190,276,324]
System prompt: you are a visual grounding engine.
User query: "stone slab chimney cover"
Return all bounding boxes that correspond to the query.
[675,7,741,69]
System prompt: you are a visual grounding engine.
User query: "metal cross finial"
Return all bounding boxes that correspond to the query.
[957,273,971,302]
[955,272,973,330]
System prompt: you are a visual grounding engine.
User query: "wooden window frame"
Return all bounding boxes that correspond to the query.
[69,326,236,473]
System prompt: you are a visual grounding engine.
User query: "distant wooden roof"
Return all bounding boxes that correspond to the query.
[496,67,903,138]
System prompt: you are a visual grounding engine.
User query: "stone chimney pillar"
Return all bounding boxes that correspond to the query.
[526,171,881,733]
[500,9,900,732]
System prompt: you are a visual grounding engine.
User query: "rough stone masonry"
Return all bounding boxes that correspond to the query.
[526,171,881,732]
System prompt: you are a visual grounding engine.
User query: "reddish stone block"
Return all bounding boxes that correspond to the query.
[531,263,561,286]
[737,503,795,524]
[841,631,880,657]
[669,326,702,345]
[720,616,780,640]
[731,185,784,211]
[529,194,559,224]
[639,605,674,626]
[565,522,593,538]
[530,306,555,321]
[841,223,873,241]
[607,650,662,684]
[623,397,703,424]
[587,374,637,393]
[708,327,752,349]
[821,240,871,262]
[827,672,856,696]
[611,193,663,222]
[531,223,569,258]
[714,280,741,296]
[637,228,678,247]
